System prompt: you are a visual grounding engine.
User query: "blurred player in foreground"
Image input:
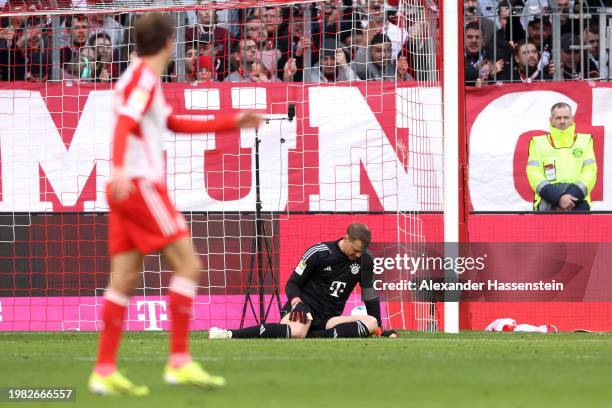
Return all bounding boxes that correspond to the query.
[89,13,261,396]
[209,223,397,339]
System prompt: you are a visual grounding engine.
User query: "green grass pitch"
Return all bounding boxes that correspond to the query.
[1,331,611,408]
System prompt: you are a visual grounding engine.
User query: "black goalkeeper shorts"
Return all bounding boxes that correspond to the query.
[281,300,333,331]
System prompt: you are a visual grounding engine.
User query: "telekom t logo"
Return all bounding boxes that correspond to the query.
[329,281,347,298]
[136,300,168,331]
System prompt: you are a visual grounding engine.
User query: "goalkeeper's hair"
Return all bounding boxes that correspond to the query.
[347,223,371,248]
[134,12,175,56]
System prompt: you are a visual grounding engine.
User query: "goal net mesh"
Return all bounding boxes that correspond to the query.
[0,0,443,332]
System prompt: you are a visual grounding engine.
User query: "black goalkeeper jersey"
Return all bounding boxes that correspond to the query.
[284,239,376,319]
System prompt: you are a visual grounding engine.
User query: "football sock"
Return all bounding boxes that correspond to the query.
[94,289,129,376]
[307,321,370,338]
[231,323,292,339]
[168,276,197,368]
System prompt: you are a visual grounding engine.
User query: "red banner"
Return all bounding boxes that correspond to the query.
[0,81,433,213]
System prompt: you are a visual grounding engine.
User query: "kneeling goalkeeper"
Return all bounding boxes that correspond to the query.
[209,223,396,339]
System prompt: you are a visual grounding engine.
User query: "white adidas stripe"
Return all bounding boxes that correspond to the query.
[302,244,329,261]
[139,181,175,236]
[147,185,177,236]
[139,181,172,235]
[146,184,176,235]
[356,320,368,337]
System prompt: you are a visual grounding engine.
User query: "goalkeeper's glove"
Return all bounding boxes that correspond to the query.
[374,327,399,337]
[289,302,313,324]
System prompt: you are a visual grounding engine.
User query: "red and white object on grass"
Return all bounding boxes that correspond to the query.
[485,318,558,333]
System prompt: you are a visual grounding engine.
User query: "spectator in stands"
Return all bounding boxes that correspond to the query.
[244,15,282,78]
[61,15,90,65]
[183,43,198,82]
[0,15,48,81]
[214,0,241,38]
[79,45,96,80]
[353,33,410,81]
[304,41,358,82]
[28,50,48,81]
[557,33,584,80]
[196,55,215,82]
[464,22,504,84]
[584,23,607,79]
[116,22,138,75]
[495,0,526,47]
[396,53,412,81]
[89,13,124,47]
[225,38,258,82]
[481,2,516,64]
[62,51,93,81]
[196,32,226,81]
[163,60,177,83]
[519,0,547,31]
[244,15,267,44]
[520,0,574,34]
[254,6,285,47]
[500,39,552,82]
[186,1,230,57]
[316,0,353,46]
[400,8,438,81]
[0,5,43,81]
[358,0,405,59]
[248,59,282,82]
[464,0,495,45]
[342,28,363,61]
[474,59,497,87]
[0,13,19,70]
[90,32,112,63]
[526,102,596,211]
[89,32,116,81]
[557,0,575,35]
[281,56,299,81]
[276,7,314,82]
[526,16,552,76]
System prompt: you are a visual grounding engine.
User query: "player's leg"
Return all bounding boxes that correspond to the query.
[90,250,149,396]
[161,236,226,387]
[209,301,310,339]
[280,312,312,338]
[162,236,201,365]
[308,315,378,338]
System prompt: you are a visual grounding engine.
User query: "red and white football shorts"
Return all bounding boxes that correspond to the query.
[107,179,189,256]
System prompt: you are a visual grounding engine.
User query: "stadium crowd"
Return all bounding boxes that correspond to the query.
[464,0,611,85]
[0,0,610,84]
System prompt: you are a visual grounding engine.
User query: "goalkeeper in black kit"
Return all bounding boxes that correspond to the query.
[209,223,397,339]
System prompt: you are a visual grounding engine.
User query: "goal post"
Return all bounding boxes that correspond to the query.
[441,0,463,334]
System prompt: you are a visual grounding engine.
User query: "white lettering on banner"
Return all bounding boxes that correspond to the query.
[0,90,113,212]
[184,89,221,110]
[166,113,297,211]
[309,87,443,211]
[0,86,438,212]
[591,89,612,210]
[469,91,577,211]
[136,300,168,331]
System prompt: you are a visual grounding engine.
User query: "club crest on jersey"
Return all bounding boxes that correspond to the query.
[350,263,360,274]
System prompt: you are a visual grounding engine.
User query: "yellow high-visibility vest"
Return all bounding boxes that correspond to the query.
[526,133,597,211]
